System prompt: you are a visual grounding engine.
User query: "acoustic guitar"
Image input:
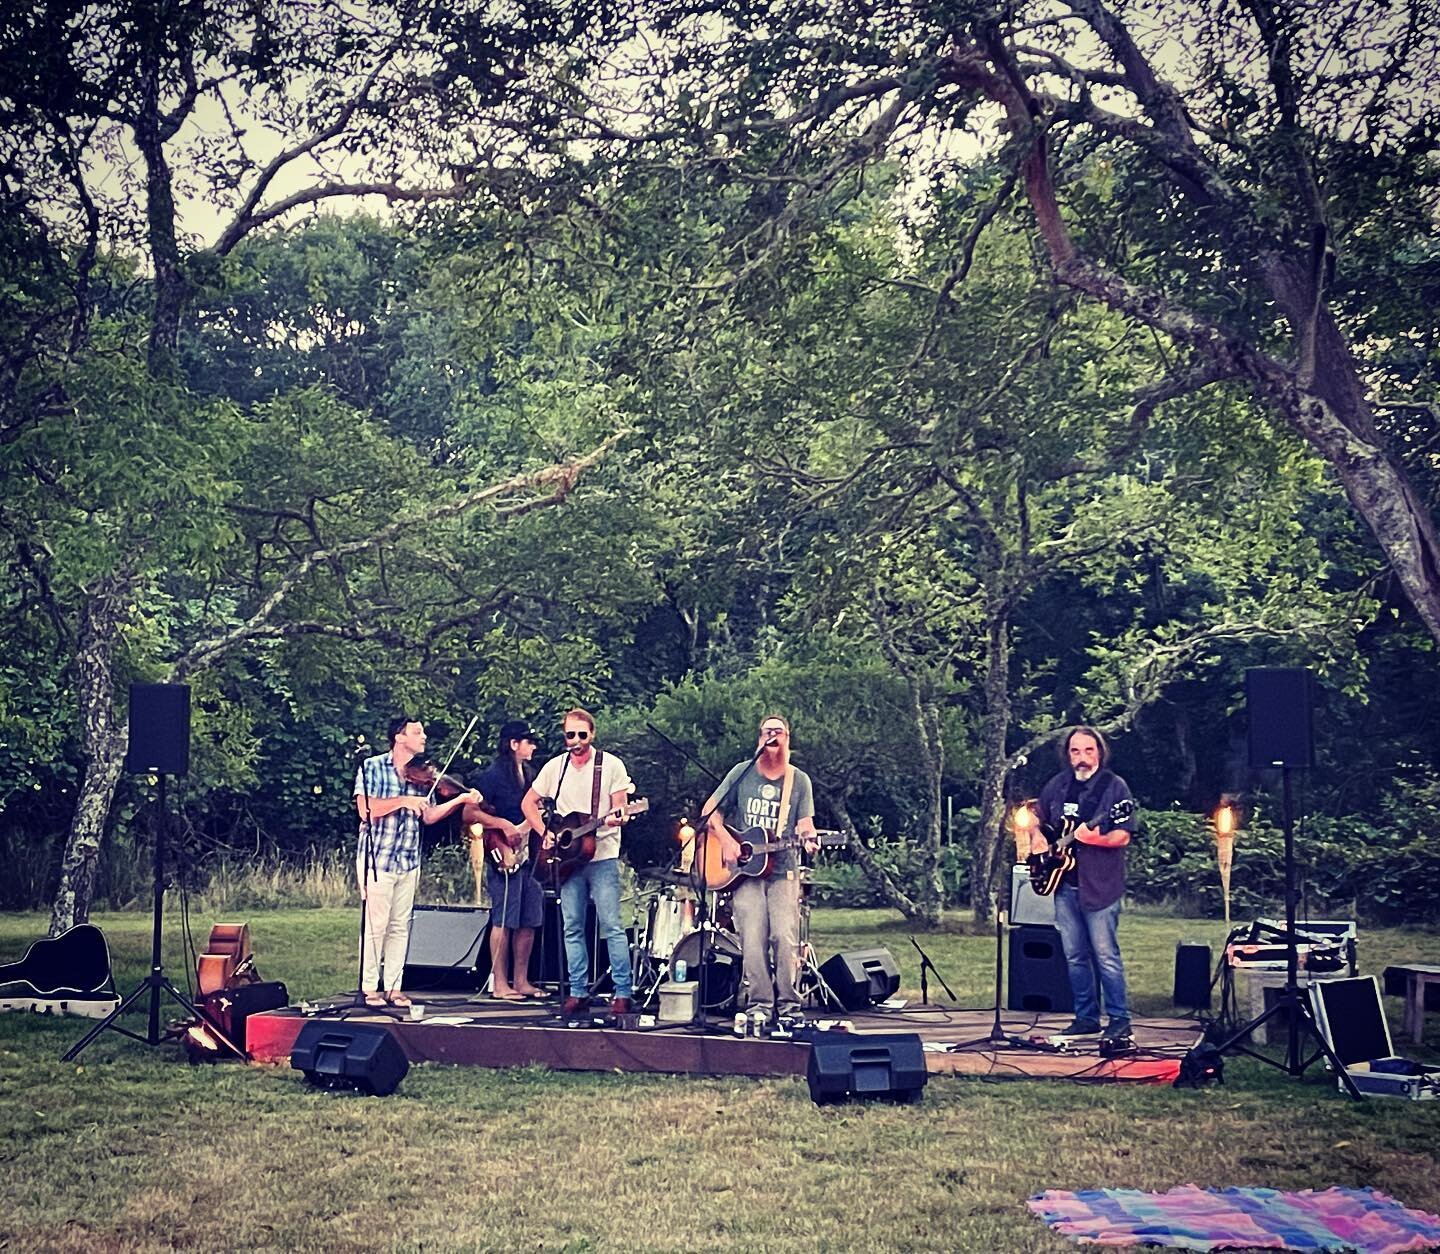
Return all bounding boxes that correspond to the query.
[700,825,848,892]
[1026,799,1135,897]
[534,799,650,883]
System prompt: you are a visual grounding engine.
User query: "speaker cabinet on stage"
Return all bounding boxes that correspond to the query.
[1010,864,1056,926]
[402,905,488,990]
[125,683,190,776]
[1174,942,1212,1010]
[1246,667,1314,769]
[1006,924,1073,1013]
[817,948,901,1010]
[290,1021,408,1096]
[806,1030,927,1104]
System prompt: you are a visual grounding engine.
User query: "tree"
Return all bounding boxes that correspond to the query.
[0,1,642,931]
[616,0,1440,648]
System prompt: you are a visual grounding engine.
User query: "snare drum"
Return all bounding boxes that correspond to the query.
[645,889,696,960]
[669,928,742,1012]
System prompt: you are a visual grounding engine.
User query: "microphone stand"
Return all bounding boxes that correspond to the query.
[986,901,1007,1044]
[645,722,724,786]
[909,934,957,1009]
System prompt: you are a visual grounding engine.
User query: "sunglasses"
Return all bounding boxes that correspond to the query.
[761,727,788,737]
[563,729,591,741]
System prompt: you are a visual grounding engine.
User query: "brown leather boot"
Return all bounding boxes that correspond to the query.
[561,996,587,1017]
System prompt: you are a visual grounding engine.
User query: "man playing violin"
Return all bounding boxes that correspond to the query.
[354,716,481,1009]
[706,715,818,1028]
[521,708,635,1021]
[470,720,547,1001]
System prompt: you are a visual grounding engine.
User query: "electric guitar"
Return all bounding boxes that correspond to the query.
[1026,799,1135,897]
[701,825,848,892]
[534,799,651,883]
[481,822,539,874]
[0,924,113,998]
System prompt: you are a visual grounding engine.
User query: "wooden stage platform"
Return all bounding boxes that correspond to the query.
[247,993,1196,1085]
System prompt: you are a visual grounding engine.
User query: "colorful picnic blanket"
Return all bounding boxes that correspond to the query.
[1027,1185,1440,1252]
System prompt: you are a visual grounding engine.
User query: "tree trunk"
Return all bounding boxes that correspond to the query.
[830,796,923,918]
[48,586,129,935]
[135,32,189,372]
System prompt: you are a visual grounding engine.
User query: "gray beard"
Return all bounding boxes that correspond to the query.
[1074,766,1096,781]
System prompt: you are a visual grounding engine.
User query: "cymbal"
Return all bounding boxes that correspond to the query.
[636,865,700,888]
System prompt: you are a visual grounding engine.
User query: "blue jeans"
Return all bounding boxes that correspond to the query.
[559,857,632,1000]
[1053,884,1129,1023]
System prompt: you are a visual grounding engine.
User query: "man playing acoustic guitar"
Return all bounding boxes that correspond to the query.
[707,714,818,1028]
[521,708,636,1021]
[1029,726,1136,1044]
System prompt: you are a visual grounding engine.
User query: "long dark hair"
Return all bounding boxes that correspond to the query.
[1058,725,1109,768]
[497,728,534,788]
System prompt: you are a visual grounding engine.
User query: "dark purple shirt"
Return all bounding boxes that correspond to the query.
[1035,768,1136,911]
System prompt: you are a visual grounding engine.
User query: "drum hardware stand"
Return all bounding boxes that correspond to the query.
[796,876,840,1011]
[911,934,956,1008]
[65,772,245,1062]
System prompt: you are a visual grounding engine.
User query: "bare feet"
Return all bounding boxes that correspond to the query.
[386,991,413,1009]
[491,986,526,1001]
[363,991,386,1008]
[513,984,545,998]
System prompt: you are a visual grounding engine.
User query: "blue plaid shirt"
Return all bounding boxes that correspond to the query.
[354,753,425,874]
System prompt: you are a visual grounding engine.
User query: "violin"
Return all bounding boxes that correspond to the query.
[401,757,486,825]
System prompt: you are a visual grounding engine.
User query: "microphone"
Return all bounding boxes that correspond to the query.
[763,737,779,748]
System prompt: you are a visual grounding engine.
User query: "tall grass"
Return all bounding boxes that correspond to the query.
[192,842,483,912]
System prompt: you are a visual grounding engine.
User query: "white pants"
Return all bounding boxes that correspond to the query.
[357,864,419,993]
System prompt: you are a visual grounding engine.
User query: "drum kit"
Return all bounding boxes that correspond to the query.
[628,867,739,1011]
[628,863,831,1014]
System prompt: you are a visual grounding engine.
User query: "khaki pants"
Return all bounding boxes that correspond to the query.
[357,864,419,993]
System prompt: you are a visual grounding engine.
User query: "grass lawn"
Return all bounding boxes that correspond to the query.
[2,905,1438,1252]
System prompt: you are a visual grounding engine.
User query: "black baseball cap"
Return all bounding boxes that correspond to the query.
[498,720,539,748]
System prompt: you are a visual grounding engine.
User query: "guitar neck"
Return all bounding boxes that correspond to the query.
[744,830,845,854]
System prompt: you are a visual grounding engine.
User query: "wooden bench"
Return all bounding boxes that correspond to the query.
[1390,964,1440,1045]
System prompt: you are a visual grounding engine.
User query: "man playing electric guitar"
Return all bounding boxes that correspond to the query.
[521,708,636,1021]
[707,714,818,1028]
[1029,726,1137,1044]
[471,720,547,1002]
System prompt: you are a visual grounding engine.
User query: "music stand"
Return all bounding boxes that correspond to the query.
[66,684,244,1061]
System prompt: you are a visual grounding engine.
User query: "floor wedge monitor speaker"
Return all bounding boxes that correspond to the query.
[291,1021,409,1096]
[817,947,901,1010]
[806,1030,927,1104]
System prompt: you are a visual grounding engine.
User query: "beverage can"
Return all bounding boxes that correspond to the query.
[733,1011,747,1037]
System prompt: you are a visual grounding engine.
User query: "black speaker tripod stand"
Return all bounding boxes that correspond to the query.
[1211,766,1358,1098]
[64,771,245,1062]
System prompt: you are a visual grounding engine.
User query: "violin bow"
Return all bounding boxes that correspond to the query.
[424,714,479,804]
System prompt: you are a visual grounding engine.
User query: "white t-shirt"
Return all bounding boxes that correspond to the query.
[531,748,634,862]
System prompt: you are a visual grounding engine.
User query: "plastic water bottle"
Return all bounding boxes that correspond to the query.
[674,959,688,983]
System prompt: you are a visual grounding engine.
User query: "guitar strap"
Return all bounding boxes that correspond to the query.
[1078,769,1114,827]
[775,766,796,841]
[589,749,606,819]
